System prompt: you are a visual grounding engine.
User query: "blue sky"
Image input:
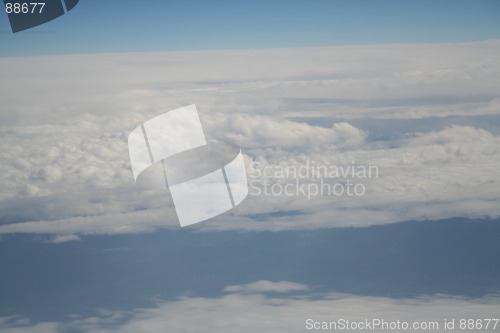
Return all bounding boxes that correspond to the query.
[1,0,499,57]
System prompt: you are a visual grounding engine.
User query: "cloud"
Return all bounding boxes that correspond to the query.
[47,234,81,244]
[223,280,309,294]
[204,113,367,151]
[1,280,499,332]
[0,322,58,333]
[0,41,499,235]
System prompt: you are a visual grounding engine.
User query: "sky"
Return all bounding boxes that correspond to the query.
[0,0,499,57]
[0,1,500,332]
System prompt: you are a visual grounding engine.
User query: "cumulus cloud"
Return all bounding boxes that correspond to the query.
[1,281,499,332]
[203,113,367,151]
[0,41,499,235]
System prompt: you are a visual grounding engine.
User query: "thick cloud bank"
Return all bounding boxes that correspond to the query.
[0,40,499,236]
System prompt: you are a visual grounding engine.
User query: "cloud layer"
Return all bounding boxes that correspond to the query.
[1,280,499,332]
[0,40,499,236]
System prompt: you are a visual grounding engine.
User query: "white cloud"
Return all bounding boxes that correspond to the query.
[0,322,59,333]
[0,41,499,235]
[1,281,499,332]
[223,280,309,294]
[47,234,81,244]
[204,113,367,151]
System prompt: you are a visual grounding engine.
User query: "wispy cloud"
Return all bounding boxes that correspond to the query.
[46,234,81,244]
[223,280,310,294]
